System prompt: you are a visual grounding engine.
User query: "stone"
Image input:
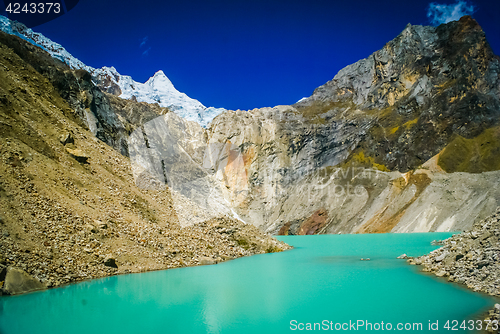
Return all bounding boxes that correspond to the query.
[59,131,74,145]
[397,253,408,259]
[199,257,217,265]
[435,270,448,277]
[444,253,458,267]
[2,267,46,295]
[480,231,492,240]
[477,260,490,269]
[94,220,107,229]
[65,147,89,164]
[104,258,118,268]
[435,252,448,262]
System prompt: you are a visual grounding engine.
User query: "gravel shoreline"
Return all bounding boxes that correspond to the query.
[407,208,500,332]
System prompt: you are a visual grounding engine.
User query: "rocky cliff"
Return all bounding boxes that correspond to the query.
[196,16,500,235]
[0,28,167,157]
[0,30,289,295]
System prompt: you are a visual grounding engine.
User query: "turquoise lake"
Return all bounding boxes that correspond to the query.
[0,233,496,333]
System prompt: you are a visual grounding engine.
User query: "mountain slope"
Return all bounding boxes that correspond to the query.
[2,14,500,239]
[295,16,500,172]
[0,15,225,127]
[195,17,500,234]
[0,27,289,295]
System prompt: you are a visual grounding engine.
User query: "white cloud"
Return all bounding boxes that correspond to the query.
[427,0,475,25]
[140,36,148,48]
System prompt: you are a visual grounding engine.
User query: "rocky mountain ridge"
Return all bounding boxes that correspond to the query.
[91,66,225,127]
[2,15,500,239]
[148,16,500,235]
[0,15,225,126]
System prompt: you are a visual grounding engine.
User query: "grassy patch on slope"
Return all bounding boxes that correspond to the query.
[438,126,500,173]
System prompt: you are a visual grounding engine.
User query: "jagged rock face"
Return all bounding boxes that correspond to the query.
[206,105,370,229]
[203,17,500,234]
[127,112,242,227]
[0,30,168,156]
[296,16,500,172]
[91,67,122,96]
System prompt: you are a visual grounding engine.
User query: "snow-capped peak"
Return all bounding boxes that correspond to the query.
[0,15,225,127]
[146,70,175,91]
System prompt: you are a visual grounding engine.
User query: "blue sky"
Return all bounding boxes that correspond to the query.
[2,0,499,110]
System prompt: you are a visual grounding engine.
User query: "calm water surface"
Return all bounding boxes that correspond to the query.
[0,233,496,333]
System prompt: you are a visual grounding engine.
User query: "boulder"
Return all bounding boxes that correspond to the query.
[59,131,74,145]
[94,220,108,229]
[65,147,89,164]
[104,258,118,268]
[477,260,490,269]
[2,267,46,295]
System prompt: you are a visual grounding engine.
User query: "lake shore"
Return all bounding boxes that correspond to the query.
[408,208,500,332]
[0,215,290,296]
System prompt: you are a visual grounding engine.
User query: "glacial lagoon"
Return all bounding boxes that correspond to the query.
[0,233,496,333]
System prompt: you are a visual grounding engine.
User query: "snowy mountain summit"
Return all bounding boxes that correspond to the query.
[0,15,224,127]
[114,69,224,127]
[147,70,175,90]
